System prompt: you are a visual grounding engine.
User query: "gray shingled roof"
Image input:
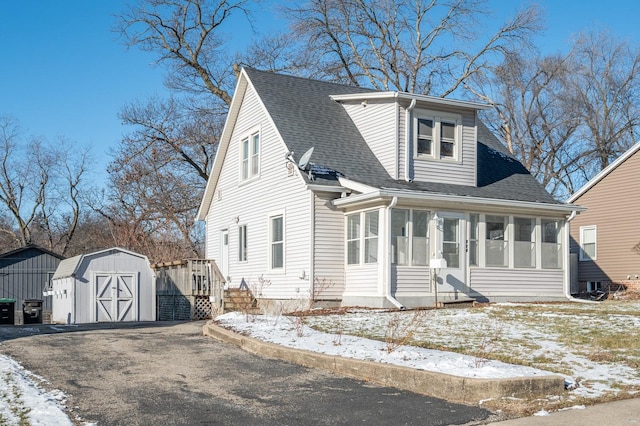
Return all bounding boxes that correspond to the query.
[245,68,561,205]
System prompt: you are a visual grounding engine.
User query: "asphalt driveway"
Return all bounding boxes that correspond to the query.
[0,321,495,425]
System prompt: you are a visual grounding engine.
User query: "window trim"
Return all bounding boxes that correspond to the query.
[579,225,597,261]
[413,110,461,161]
[268,212,285,272]
[239,126,261,182]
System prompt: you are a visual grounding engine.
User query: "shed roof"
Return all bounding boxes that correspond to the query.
[0,244,64,260]
[52,248,150,280]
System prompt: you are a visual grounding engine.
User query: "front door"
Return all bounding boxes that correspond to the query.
[436,212,466,295]
[95,273,136,322]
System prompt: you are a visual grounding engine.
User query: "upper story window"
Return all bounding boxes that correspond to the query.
[241,130,260,181]
[414,111,461,161]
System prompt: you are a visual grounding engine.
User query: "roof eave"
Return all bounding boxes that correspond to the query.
[333,189,584,214]
[567,141,640,203]
[330,92,490,110]
[196,70,250,221]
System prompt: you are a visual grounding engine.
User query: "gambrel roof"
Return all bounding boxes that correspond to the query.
[198,68,573,220]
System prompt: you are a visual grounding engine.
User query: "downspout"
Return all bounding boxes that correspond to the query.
[564,210,596,304]
[386,196,405,309]
[309,190,315,305]
[404,99,417,182]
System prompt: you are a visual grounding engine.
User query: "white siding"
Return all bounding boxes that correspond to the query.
[469,268,564,298]
[394,266,431,295]
[344,264,379,295]
[399,102,477,186]
[342,100,399,179]
[51,277,74,324]
[205,84,313,300]
[52,250,156,324]
[313,192,345,300]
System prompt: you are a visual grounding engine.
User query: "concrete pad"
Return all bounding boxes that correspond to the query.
[203,322,565,405]
[489,397,640,425]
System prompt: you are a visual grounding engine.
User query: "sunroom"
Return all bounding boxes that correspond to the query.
[335,192,574,309]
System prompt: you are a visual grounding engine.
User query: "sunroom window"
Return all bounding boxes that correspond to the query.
[514,217,535,268]
[391,209,430,266]
[347,210,379,265]
[542,219,562,268]
[485,215,508,267]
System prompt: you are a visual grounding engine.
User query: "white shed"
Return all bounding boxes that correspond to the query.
[51,248,156,324]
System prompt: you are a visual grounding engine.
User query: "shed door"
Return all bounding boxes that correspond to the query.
[95,273,136,322]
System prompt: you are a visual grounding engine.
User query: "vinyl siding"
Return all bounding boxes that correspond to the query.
[0,248,61,315]
[313,192,345,299]
[469,268,564,298]
[344,264,379,295]
[51,277,73,324]
[341,101,399,179]
[399,101,477,186]
[570,150,640,283]
[52,250,156,324]
[393,266,430,294]
[205,84,313,300]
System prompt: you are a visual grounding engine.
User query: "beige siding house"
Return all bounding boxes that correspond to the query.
[568,142,640,295]
[197,68,581,309]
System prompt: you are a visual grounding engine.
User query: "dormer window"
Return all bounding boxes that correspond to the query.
[414,111,461,161]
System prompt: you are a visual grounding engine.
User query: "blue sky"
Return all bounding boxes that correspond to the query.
[1,0,639,186]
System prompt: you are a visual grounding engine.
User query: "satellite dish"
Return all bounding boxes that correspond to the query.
[298,147,314,171]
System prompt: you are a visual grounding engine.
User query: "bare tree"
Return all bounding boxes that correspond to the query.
[286,0,541,96]
[0,115,91,254]
[567,30,640,172]
[115,0,251,105]
[477,52,586,198]
[101,97,220,261]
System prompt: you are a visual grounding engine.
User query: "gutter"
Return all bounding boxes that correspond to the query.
[404,99,417,182]
[564,210,597,304]
[385,197,405,310]
[334,188,584,215]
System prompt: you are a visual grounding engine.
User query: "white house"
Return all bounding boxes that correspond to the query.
[197,68,582,309]
[51,247,156,324]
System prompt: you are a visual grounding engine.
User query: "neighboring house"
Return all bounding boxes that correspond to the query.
[567,142,640,295]
[0,245,64,324]
[197,68,581,309]
[51,247,156,324]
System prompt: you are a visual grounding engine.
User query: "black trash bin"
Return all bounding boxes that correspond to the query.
[0,298,15,325]
[23,299,43,324]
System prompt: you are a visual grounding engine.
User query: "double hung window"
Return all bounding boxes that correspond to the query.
[270,215,284,269]
[579,225,596,261]
[241,130,260,180]
[414,112,460,160]
[238,225,247,262]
